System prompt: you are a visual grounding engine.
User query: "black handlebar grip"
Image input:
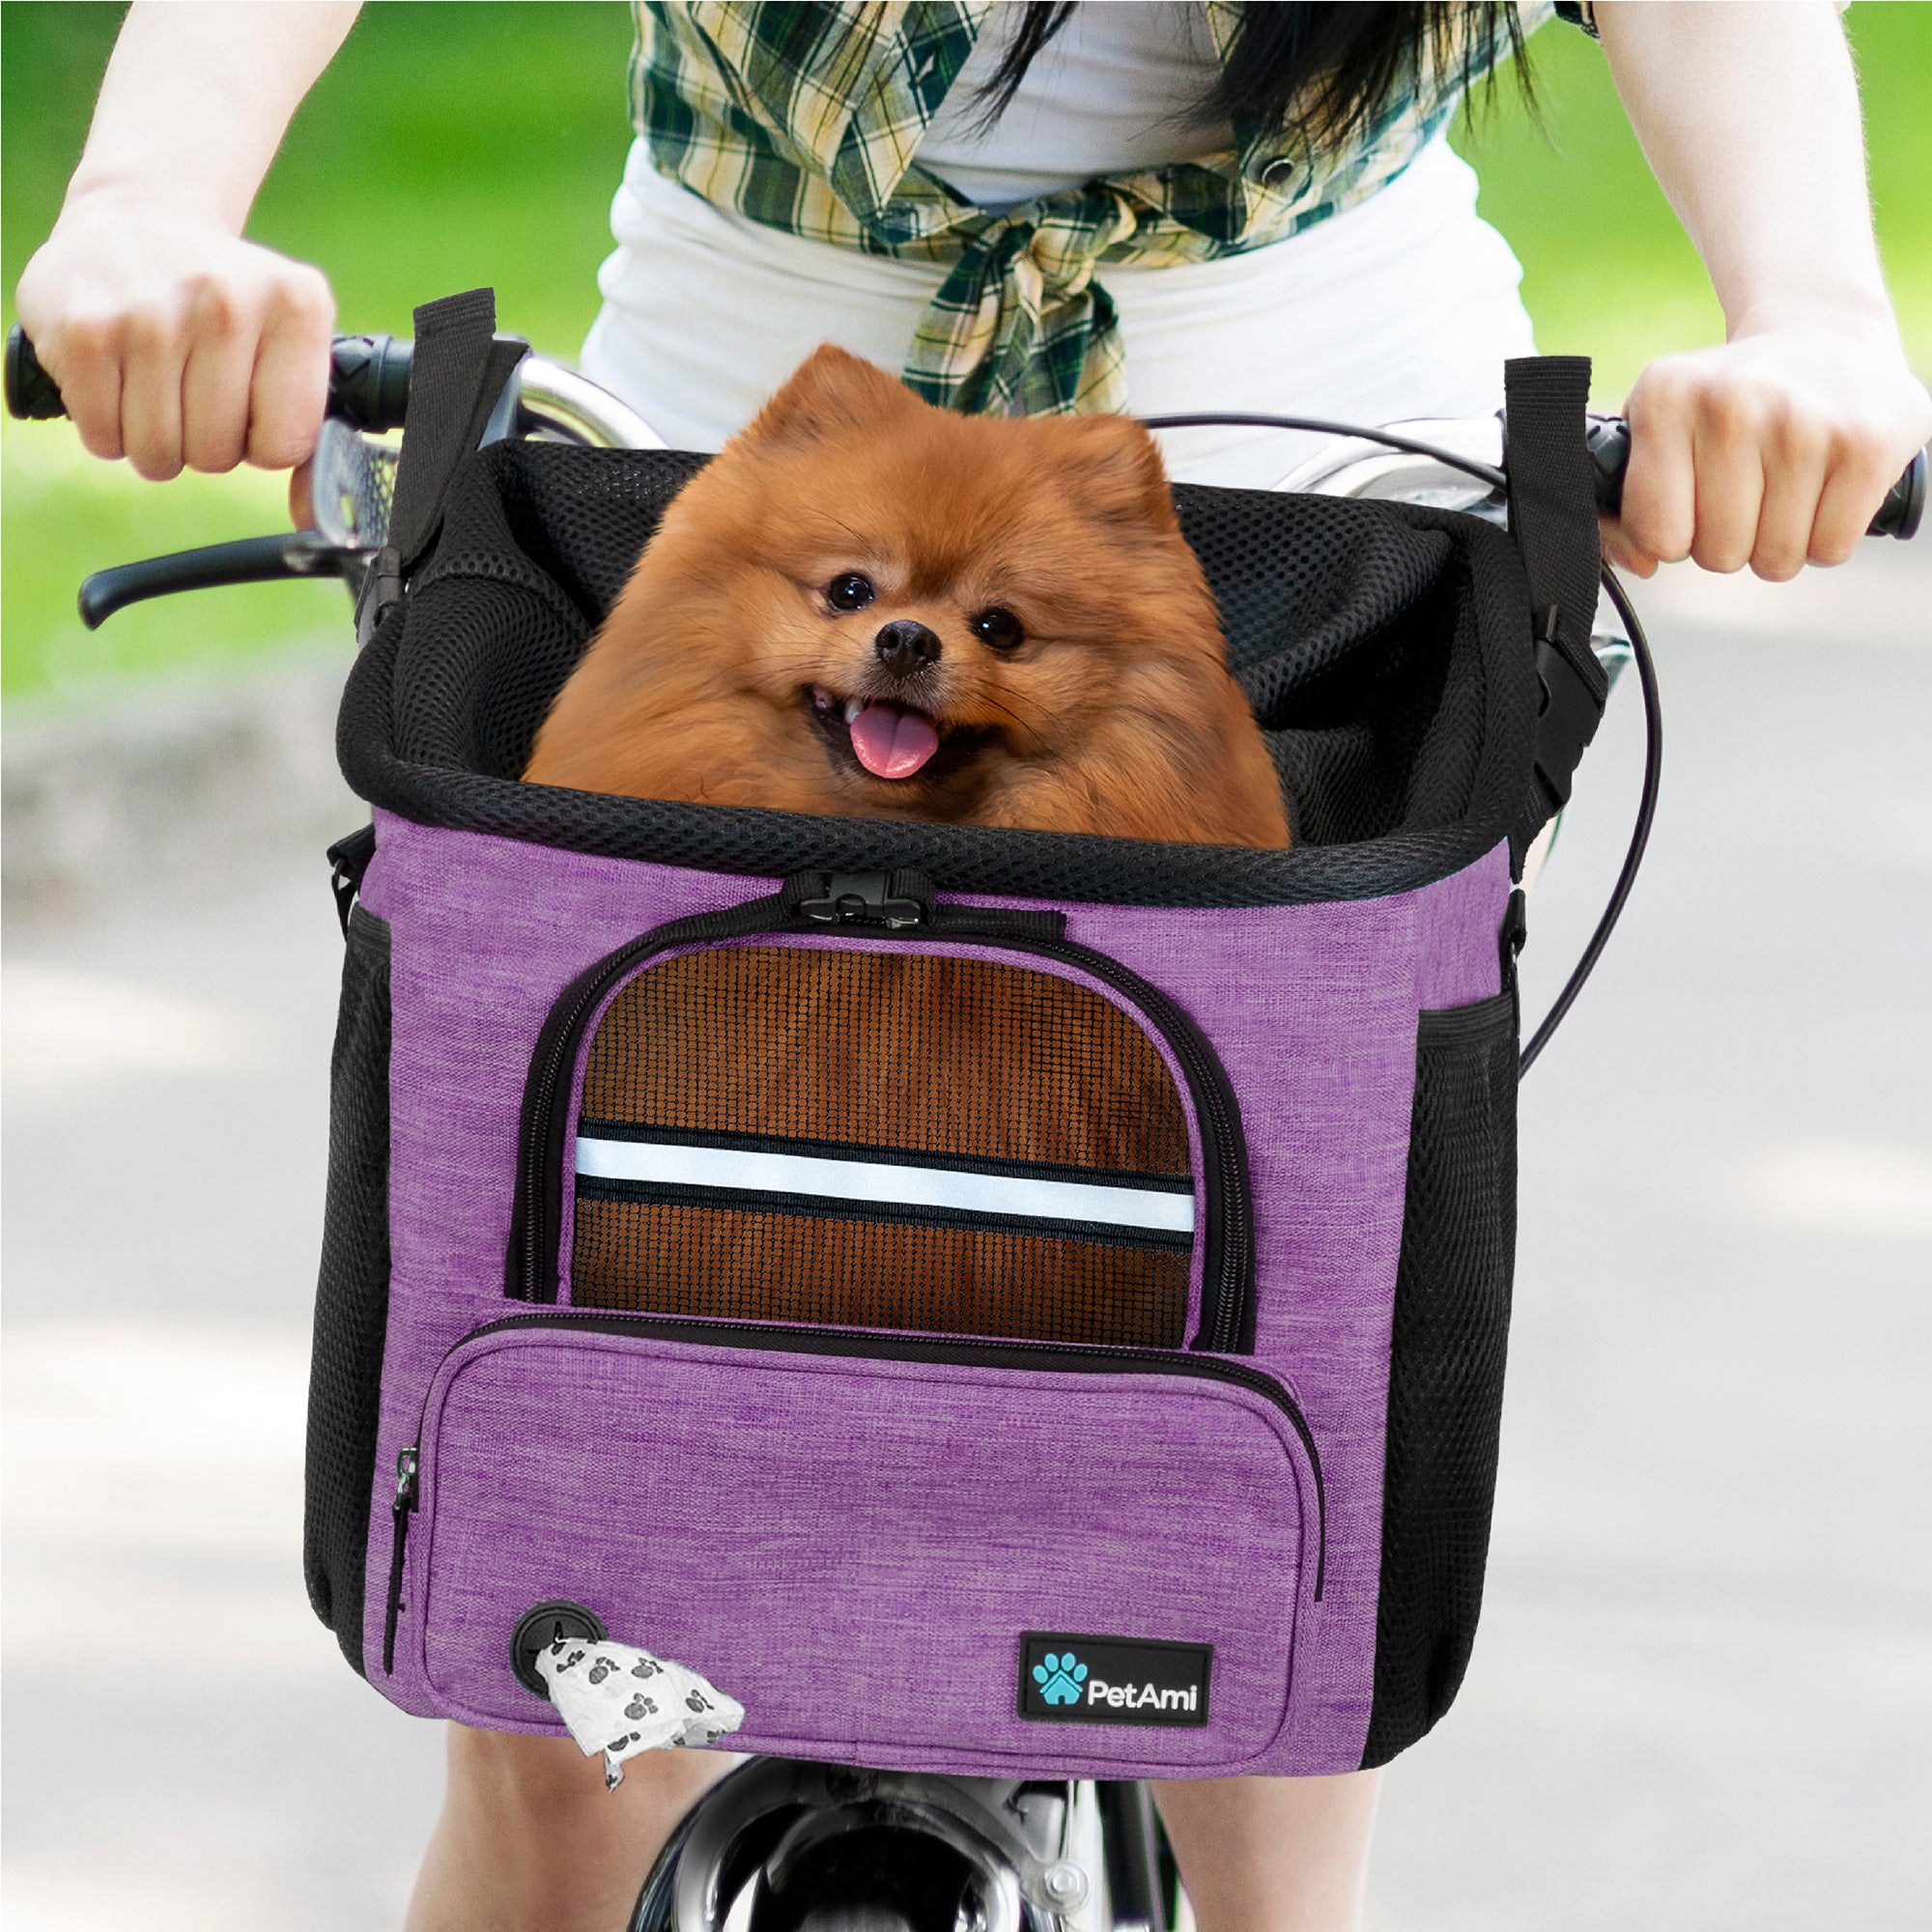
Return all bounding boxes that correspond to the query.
[5,322,414,432]
[1879,445,1928,540]
[5,326,67,419]
[1586,412,1925,541]
[326,332,413,432]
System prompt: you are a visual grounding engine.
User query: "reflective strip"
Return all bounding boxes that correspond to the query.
[575,1137,1195,1235]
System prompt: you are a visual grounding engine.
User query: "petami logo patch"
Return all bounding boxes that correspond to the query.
[1018,1634,1211,1727]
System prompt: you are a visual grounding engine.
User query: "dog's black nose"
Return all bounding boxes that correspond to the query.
[873,620,942,670]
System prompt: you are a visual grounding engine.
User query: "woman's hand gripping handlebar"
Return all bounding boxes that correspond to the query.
[7,323,413,432]
[1141,405,1925,540]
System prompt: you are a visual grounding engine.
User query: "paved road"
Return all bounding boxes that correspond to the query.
[5,547,1928,1929]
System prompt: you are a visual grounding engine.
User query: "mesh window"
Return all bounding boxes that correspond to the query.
[582,946,1188,1172]
[569,944,1193,1348]
[573,1196,1185,1349]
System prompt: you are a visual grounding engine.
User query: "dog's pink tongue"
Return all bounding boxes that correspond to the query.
[848,700,940,780]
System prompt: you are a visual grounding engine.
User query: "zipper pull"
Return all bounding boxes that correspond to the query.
[384,1445,419,1677]
[394,1445,419,1515]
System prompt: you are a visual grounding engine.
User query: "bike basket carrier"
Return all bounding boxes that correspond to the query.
[308,289,1606,1777]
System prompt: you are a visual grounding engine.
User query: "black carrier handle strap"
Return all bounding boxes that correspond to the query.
[358,288,529,644]
[1502,356,1608,867]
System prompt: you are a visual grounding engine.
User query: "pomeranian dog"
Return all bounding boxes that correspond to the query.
[525,345,1287,848]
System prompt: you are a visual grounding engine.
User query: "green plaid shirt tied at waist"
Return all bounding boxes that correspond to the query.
[629,2,1553,417]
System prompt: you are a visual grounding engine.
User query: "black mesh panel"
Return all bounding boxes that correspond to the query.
[582,947,1188,1172]
[304,902,393,1675]
[573,1196,1186,1349]
[1361,987,1519,1766]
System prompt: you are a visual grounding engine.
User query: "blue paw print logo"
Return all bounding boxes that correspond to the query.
[1032,1651,1088,1707]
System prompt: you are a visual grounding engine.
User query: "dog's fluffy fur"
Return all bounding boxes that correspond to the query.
[526,346,1288,849]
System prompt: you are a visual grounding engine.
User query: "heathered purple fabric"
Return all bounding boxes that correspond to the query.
[556,934,1210,1338]
[360,809,1511,1773]
[412,1326,1312,1774]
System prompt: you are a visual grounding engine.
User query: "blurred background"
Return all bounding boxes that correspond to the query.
[6,3,1927,707]
[4,6,1929,1928]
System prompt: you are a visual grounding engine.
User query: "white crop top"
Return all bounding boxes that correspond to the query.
[914,3,1235,212]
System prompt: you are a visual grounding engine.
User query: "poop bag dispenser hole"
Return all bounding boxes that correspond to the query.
[533,1634,746,1790]
[510,1600,609,1695]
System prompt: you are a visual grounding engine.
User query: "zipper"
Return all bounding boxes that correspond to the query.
[382,1445,419,1675]
[386,1312,1323,1658]
[505,904,1255,1352]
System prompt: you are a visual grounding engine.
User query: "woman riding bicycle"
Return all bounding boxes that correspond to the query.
[16,5,1928,1928]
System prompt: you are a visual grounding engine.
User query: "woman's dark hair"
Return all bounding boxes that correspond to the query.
[976,3,1530,153]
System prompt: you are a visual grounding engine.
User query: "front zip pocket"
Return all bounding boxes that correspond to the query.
[384,1311,1321,1769]
[504,877,1256,1352]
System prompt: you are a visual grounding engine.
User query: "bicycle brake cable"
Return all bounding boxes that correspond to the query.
[1518,564,1660,1074]
[1138,412,1508,491]
[1138,410,1661,1078]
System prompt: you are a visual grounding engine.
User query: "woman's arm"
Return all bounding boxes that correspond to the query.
[1594,0,1931,579]
[14,0,362,480]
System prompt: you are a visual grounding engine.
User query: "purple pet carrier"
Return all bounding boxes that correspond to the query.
[306,295,1609,1778]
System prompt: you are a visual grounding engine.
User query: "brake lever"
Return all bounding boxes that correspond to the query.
[77,529,364,630]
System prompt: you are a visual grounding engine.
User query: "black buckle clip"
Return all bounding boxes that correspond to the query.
[326,823,378,940]
[791,871,929,929]
[354,543,403,648]
[1530,604,1609,817]
[1499,886,1527,969]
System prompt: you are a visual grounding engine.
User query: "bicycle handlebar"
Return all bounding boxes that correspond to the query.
[1580,413,1924,540]
[6,322,1925,538]
[6,324,414,433]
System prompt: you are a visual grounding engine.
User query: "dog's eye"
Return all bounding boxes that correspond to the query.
[826,573,875,612]
[971,608,1024,651]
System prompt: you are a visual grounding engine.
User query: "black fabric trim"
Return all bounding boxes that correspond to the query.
[1503,357,1608,864]
[573,1119,1194,1193]
[386,291,526,567]
[1504,357,1601,669]
[574,1176,1195,1251]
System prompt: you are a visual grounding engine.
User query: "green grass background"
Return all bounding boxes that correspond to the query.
[4,1,1927,704]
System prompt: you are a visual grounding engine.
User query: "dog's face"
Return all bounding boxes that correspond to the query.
[624,347,1236,816]
[528,346,1289,846]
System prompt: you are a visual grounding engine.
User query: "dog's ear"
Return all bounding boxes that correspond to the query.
[741,345,923,445]
[1046,413,1180,532]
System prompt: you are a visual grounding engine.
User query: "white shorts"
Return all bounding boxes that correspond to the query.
[581,132,1537,490]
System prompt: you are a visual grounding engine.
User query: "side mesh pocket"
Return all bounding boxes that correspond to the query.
[1361,986,1518,1767]
[303,902,393,1675]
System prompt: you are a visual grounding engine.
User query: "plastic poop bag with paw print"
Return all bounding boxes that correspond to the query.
[536,1637,746,1789]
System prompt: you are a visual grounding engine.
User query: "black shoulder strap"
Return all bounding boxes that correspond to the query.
[356,288,527,643]
[1503,355,1609,865]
